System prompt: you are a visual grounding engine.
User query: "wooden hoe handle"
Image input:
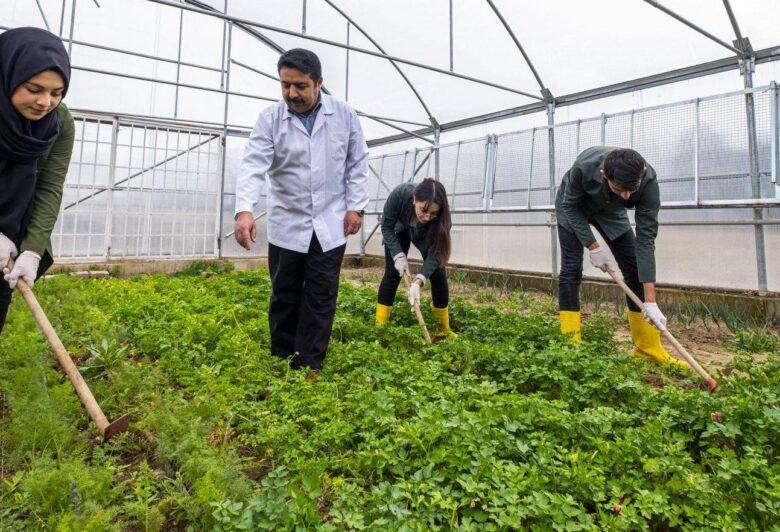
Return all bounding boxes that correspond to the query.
[606,268,717,391]
[403,272,433,344]
[7,259,130,439]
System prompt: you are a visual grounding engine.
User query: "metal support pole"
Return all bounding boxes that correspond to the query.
[434,127,441,180]
[59,0,67,36]
[345,22,350,101]
[739,51,768,293]
[103,119,119,259]
[67,0,77,56]
[217,14,232,259]
[694,98,700,204]
[35,0,51,31]
[302,0,307,34]
[448,0,454,72]
[174,8,184,118]
[772,81,779,190]
[599,113,606,145]
[547,103,558,278]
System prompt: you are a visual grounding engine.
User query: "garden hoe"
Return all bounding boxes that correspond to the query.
[6,258,130,441]
[605,267,718,392]
[403,272,433,344]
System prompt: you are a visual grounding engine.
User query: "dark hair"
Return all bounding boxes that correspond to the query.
[277,48,322,82]
[603,148,645,190]
[413,178,452,266]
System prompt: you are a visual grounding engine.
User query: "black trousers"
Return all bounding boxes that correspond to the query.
[558,222,643,313]
[0,251,51,334]
[268,233,345,370]
[0,281,11,334]
[377,232,449,308]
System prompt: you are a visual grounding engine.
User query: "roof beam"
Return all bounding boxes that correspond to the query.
[367,44,780,146]
[145,0,543,100]
[485,0,550,99]
[322,0,436,124]
[642,0,742,55]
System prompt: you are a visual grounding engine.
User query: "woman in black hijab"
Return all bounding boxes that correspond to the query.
[0,27,74,332]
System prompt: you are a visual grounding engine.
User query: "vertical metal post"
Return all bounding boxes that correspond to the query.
[487,135,498,210]
[345,22,350,101]
[694,98,700,204]
[174,9,184,118]
[448,0,454,72]
[599,112,606,145]
[451,142,461,209]
[740,56,768,293]
[67,0,77,56]
[217,15,232,259]
[103,119,120,260]
[219,1,228,89]
[629,110,635,148]
[410,149,418,182]
[59,0,67,36]
[527,128,535,210]
[547,103,558,278]
[434,127,441,180]
[771,81,779,190]
[301,0,307,33]
[482,136,492,210]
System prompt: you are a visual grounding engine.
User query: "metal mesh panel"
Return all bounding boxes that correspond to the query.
[529,128,551,208]
[633,102,696,203]
[437,142,460,205]
[53,114,222,262]
[410,148,434,182]
[54,116,114,260]
[699,94,753,202]
[492,130,534,209]
[450,138,487,209]
[604,113,633,149]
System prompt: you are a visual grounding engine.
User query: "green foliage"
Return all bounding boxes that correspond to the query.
[1,269,778,529]
[731,326,780,354]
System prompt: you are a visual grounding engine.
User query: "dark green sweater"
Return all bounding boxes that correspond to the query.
[554,146,661,283]
[20,104,75,258]
[381,182,440,280]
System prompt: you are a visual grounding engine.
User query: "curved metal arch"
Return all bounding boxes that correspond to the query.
[485,0,549,98]
[184,0,433,140]
[320,0,436,125]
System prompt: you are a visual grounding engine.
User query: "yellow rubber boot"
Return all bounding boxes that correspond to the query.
[627,311,689,369]
[375,303,392,327]
[431,306,458,338]
[559,311,582,343]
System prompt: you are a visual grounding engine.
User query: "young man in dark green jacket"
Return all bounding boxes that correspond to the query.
[555,146,687,368]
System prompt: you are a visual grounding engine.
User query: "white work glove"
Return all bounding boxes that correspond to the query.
[407,282,421,309]
[588,246,614,272]
[393,253,410,278]
[0,233,18,271]
[642,302,667,331]
[4,250,40,289]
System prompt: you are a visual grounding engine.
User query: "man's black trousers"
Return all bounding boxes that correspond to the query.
[268,233,345,370]
[558,221,644,313]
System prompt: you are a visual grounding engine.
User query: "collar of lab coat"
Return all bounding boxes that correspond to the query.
[282,93,334,138]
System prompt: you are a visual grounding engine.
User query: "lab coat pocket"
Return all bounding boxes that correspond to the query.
[330,133,348,163]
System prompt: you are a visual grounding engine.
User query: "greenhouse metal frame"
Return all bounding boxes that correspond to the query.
[3,0,780,293]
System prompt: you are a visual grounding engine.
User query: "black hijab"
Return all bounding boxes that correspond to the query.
[0,27,70,243]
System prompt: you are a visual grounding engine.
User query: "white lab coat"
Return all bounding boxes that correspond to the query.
[235,93,370,253]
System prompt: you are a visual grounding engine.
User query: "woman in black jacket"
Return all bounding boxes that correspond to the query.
[0,27,74,332]
[376,178,456,337]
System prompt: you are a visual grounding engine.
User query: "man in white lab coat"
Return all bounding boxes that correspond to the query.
[234,48,369,371]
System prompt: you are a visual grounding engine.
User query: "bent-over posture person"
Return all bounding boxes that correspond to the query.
[376,178,456,337]
[555,146,687,368]
[0,27,74,333]
[234,48,369,371]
